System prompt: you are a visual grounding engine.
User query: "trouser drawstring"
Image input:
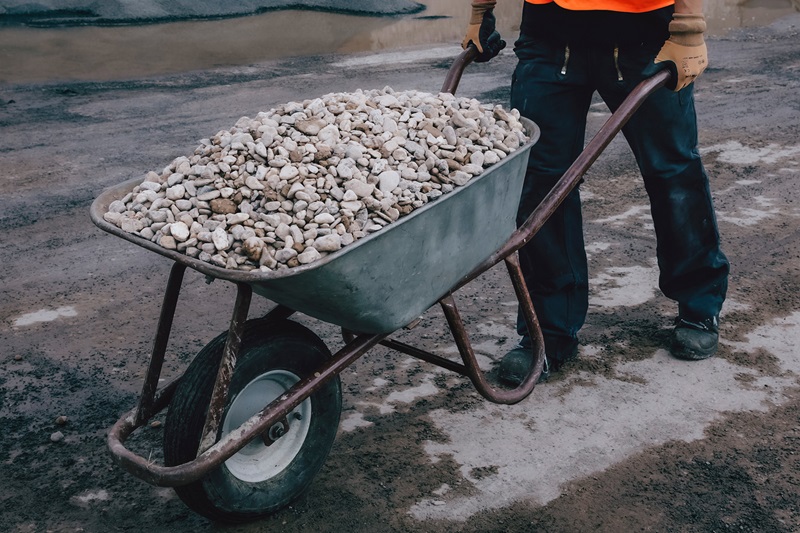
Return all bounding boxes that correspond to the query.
[560,45,570,75]
[613,45,624,81]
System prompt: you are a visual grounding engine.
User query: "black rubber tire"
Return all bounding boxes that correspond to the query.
[163,318,342,524]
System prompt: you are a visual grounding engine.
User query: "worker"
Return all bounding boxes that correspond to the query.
[462,0,730,384]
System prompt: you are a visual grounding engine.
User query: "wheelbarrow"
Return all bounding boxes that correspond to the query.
[90,45,671,523]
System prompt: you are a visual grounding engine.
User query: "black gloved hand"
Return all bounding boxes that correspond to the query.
[474,12,506,63]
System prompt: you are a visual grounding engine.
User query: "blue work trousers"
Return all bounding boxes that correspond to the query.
[510,36,729,350]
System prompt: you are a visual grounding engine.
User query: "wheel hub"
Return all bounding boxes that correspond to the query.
[221,370,312,482]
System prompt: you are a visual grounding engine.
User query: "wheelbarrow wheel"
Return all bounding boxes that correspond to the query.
[163,318,342,524]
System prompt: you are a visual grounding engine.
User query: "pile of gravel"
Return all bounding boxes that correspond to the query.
[104,87,528,271]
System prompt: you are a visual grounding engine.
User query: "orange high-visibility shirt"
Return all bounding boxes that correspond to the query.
[524,0,674,13]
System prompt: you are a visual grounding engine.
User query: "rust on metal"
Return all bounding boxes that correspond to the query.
[441,44,479,94]
[439,292,541,404]
[107,330,387,486]
[197,282,253,455]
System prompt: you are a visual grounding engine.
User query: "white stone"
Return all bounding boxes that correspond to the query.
[166,184,185,200]
[171,221,190,242]
[121,217,145,233]
[108,200,127,213]
[139,181,162,192]
[245,175,265,190]
[159,235,177,250]
[212,227,229,251]
[103,212,123,225]
[313,234,342,252]
[378,171,401,193]
[147,209,168,223]
[317,124,341,146]
[197,187,221,201]
[313,212,336,225]
[280,165,299,180]
[344,180,374,199]
[295,117,327,136]
[297,248,322,264]
[226,213,250,225]
[275,248,298,263]
[275,223,291,239]
[340,200,362,212]
[167,173,184,186]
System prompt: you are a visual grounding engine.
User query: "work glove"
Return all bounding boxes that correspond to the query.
[654,12,708,91]
[462,1,506,63]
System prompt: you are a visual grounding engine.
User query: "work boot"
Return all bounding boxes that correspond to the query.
[498,346,550,385]
[671,316,719,360]
[498,336,578,386]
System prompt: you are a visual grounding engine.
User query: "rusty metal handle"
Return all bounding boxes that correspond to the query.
[441,44,480,95]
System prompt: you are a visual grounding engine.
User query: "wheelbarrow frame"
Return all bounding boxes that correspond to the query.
[96,46,671,488]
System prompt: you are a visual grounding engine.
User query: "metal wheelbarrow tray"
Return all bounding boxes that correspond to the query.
[91,116,536,335]
[90,45,671,524]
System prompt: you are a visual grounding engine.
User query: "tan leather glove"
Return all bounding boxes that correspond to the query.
[462,0,497,53]
[655,13,708,91]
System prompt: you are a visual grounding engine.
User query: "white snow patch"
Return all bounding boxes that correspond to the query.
[578,343,604,359]
[473,319,518,340]
[356,401,395,416]
[386,375,440,405]
[592,205,651,225]
[718,196,780,226]
[74,489,111,504]
[411,334,799,521]
[14,306,78,327]
[437,343,497,371]
[719,298,751,316]
[701,141,800,165]
[722,311,800,373]
[589,262,660,308]
[340,412,374,432]
[586,241,614,260]
[432,483,452,496]
[585,241,612,256]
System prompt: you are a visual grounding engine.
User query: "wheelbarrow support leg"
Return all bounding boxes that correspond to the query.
[135,262,186,426]
[504,253,547,380]
[438,280,544,404]
[198,282,253,455]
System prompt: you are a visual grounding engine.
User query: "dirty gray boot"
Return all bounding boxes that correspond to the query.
[498,346,549,386]
[499,337,579,386]
[671,316,719,360]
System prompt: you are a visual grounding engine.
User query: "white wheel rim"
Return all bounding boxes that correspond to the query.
[221,369,312,483]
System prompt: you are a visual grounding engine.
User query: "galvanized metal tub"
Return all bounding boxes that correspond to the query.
[91,118,539,334]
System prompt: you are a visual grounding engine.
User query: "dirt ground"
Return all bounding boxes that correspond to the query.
[2,13,800,533]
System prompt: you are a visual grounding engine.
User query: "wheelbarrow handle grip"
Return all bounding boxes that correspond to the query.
[441,44,480,95]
